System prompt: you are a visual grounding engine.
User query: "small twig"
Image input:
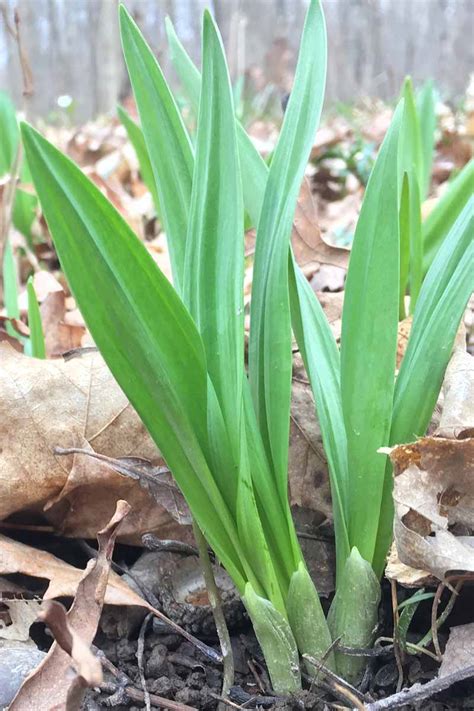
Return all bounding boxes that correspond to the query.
[142,533,200,557]
[364,664,474,710]
[390,579,404,692]
[192,521,234,701]
[0,4,33,294]
[303,654,370,705]
[430,578,463,659]
[96,648,197,711]
[136,612,152,711]
[247,658,266,694]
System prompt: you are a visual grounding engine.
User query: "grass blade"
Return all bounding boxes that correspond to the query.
[119,5,193,292]
[21,122,251,591]
[249,0,327,503]
[340,102,403,565]
[26,277,46,359]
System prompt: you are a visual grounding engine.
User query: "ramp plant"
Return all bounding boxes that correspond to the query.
[20,0,473,692]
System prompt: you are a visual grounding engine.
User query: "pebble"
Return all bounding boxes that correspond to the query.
[0,645,46,707]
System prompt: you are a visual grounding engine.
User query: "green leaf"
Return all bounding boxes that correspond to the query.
[165,15,268,228]
[183,11,244,463]
[117,105,161,217]
[21,122,250,592]
[373,199,473,575]
[422,159,474,271]
[327,547,380,683]
[249,0,327,504]
[243,583,301,693]
[119,5,194,293]
[340,101,403,565]
[2,239,20,321]
[399,78,424,196]
[416,79,436,199]
[26,277,46,359]
[0,91,37,242]
[287,562,335,673]
[399,171,422,318]
[289,256,350,581]
[392,199,473,444]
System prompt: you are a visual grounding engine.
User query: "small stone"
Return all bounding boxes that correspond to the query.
[175,687,202,706]
[0,645,46,706]
[146,643,167,677]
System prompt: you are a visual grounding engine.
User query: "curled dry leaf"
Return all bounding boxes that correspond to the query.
[436,348,474,439]
[0,343,191,543]
[9,501,129,711]
[389,350,474,579]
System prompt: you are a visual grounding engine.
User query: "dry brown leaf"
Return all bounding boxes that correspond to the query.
[0,343,189,543]
[40,289,85,357]
[439,623,474,677]
[244,178,349,276]
[289,358,332,522]
[391,437,474,578]
[436,348,474,439]
[9,501,128,711]
[292,178,349,275]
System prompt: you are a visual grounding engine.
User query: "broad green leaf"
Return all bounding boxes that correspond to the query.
[243,583,301,693]
[289,256,349,580]
[165,15,268,228]
[183,11,244,463]
[21,123,251,592]
[422,159,473,271]
[242,381,301,583]
[340,102,403,564]
[249,0,327,504]
[26,277,46,359]
[119,6,194,292]
[237,424,286,614]
[416,79,436,199]
[327,547,380,683]
[117,105,161,217]
[287,562,335,673]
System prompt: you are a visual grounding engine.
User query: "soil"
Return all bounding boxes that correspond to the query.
[4,530,474,710]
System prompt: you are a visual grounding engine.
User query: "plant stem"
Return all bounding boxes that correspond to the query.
[192,520,234,700]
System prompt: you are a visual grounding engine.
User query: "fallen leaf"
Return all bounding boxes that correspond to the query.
[9,501,129,711]
[439,623,474,677]
[292,178,349,275]
[391,437,474,578]
[0,344,190,543]
[0,600,43,642]
[40,289,86,357]
[436,348,474,439]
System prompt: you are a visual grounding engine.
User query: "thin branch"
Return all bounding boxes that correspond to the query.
[364,665,474,710]
[192,521,234,701]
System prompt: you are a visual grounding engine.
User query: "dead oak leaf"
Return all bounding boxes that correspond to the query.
[0,344,189,542]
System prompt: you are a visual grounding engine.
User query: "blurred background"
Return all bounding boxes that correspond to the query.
[1,0,473,123]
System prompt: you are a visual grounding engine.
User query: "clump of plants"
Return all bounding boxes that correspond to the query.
[20,0,472,693]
